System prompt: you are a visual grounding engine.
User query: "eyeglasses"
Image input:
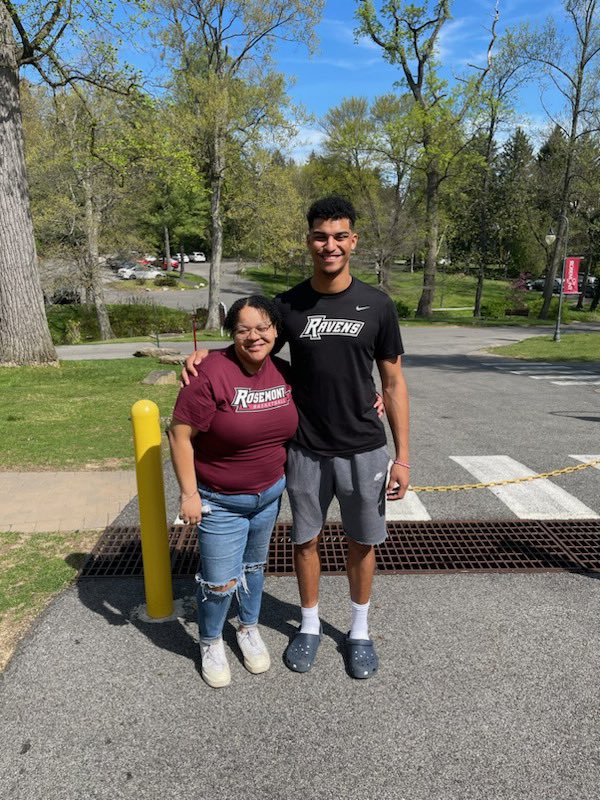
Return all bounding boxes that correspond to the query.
[233,323,273,337]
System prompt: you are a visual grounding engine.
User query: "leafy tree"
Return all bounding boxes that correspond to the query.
[357,0,498,317]
[494,128,545,277]
[161,0,323,328]
[225,148,305,277]
[518,0,600,318]
[322,95,416,294]
[0,1,139,363]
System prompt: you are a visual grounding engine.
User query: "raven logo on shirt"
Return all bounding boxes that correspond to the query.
[299,315,364,340]
[231,385,290,412]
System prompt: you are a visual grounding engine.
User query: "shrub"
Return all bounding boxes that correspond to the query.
[529,297,571,322]
[480,299,508,318]
[64,319,82,344]
[154,274,178,287]
[46,303,192,344]
[395,299,412,318]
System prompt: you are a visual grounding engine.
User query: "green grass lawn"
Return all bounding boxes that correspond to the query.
[247,264,600,326]
[488,333,600,362]
[0,359,180,469]
[108,272,206,292]
[0,529,99,670]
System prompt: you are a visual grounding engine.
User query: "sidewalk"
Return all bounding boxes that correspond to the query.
[0,471,137,532]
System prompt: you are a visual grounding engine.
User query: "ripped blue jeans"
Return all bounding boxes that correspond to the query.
[195,475,285,642]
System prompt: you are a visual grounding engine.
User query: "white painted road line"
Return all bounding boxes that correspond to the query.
[450,455,598,520]
[529,374,597,379]
[386,491,431,520]
[552,381,600,386]
[570,455,600,470]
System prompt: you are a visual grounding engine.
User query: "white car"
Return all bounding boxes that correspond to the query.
[176,252,190,263]
[132,267,162,280]
[190,251,206,262]
[118,265,137,279]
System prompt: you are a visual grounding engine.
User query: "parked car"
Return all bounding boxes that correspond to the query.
[132,267,162,280]
[175,252,190,263]
[529,278,546,291]
[190,251,207,262]
[160,257,179,270]
[579,275,598,297]
[137,254,158,266]
[45,288,81,305]
[118,264,138,279]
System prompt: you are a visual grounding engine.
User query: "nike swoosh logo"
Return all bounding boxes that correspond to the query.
[356,305,370,311]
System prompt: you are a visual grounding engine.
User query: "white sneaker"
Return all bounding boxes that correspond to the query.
[236,625,271,674]
[200,638,231,688]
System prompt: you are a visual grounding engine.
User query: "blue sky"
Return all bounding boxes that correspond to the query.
[272,0,570,159]
[116,0,571,159]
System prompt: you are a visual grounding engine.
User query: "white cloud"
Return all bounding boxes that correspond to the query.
[287,126,326,163]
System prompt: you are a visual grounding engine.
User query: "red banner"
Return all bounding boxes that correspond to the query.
[563,257,581,294]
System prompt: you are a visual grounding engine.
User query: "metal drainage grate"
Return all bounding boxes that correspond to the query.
[80,519,600,578]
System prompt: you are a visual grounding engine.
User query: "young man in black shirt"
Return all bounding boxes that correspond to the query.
[184,196,410,678]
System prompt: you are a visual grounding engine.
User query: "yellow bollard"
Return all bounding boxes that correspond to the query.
[131,399,174,619]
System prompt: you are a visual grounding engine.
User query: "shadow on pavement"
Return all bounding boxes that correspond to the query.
[70,574,345,667]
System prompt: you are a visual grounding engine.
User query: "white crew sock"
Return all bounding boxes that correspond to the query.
[299,603,320,636]
[349,599,370,641]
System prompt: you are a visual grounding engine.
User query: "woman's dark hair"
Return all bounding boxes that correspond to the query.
[223,295,282,335]
[306,195,357,229]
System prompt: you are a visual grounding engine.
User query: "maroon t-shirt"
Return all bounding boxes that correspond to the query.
[173,347,298,494]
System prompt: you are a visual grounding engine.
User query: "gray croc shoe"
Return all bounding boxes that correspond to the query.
[284,628,322,673]
[344,633,379,679]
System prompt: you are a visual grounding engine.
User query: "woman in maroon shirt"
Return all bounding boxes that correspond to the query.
[169,296,298,689]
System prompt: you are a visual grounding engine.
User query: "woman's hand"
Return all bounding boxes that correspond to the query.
[373,392,385,419]
[179,491,203,525]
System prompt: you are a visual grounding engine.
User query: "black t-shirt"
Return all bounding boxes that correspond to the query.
[275,278,404,456]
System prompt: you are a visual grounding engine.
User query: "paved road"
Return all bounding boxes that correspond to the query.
[55,316,600,524]
[103,259,264,312]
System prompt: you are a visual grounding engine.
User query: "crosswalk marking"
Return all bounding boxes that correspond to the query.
[570,455,600,470]
[481,361,599,387]
[385,460,431,520]
[450,455,598,520]
[553,380,600,385]
[529,373,598,380]
[386,490,431,521]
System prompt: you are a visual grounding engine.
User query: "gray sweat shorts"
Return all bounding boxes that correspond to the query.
[286,442,389,546]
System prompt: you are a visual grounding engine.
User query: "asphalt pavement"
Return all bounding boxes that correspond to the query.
[2,319,600,799]
[2,570,599,800]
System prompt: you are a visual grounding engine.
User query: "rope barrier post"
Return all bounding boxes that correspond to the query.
[131,399,173,619]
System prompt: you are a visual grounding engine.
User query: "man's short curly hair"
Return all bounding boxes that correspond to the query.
[306,195,357,229]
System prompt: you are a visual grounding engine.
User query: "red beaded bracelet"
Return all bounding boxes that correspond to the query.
[393,460,411,469]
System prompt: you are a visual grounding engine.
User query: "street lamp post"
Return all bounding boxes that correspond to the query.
[545,213,569,342]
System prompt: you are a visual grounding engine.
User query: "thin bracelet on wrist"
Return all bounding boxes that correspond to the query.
[180,489,199,501]
[393,460,411,469]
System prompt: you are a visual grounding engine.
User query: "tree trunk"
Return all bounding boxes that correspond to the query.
[179,239,186,280]
[416,167,439,318]
[206,126,224,329]
[575,248,592,311]
[380,254,393,295]
[539,6,590,319]
[590,276,600,312]
[0,9,57,365]
[164,226,171,266]
[83,174,113,339]
[474,268,484,318]
[474,116,495,318]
